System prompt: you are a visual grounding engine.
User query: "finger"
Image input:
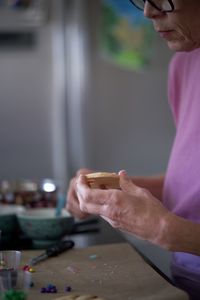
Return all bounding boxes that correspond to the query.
[79,201,107,216]
[118,170,140,195]
[76,175,111,205]
[67,202,90,219]
[66,178,77,204]
[66,178,90,219]
[77,174,90,186]
[66,191,90,219]
[118,170,133,190]
[76,168,93,176]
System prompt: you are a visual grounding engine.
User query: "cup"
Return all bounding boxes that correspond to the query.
[0,269,31,299]
[0,251,21,270]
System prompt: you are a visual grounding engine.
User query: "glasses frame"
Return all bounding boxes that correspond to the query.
[129,0,174,13]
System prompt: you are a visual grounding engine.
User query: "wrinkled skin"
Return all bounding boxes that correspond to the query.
[144,0,200,51]
[66,168,93,219]
[75,170,170,245]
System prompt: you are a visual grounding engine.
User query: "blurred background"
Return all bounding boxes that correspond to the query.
[0,0,175,280]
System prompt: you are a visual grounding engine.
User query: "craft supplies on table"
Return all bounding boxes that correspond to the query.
[20,243,188,300]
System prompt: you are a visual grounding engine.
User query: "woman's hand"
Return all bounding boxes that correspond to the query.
[66,168,93,219]
[76,170,170,246]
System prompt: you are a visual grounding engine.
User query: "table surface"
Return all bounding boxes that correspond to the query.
[21,243,188,300]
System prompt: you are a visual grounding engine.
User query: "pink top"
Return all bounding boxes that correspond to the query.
[163,48,200,285]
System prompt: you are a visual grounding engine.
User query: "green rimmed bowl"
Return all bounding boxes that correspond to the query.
[0,205,25,243]
[17,208,74,248]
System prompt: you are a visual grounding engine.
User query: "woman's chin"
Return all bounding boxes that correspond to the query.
[167,40,199,52]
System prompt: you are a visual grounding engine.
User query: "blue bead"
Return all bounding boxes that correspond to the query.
[40,287,47,293]
[65,286,72,292]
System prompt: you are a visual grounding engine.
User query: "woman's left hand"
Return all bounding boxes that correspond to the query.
[76,170,171,246]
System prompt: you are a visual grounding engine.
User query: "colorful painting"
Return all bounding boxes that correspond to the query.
[100,0,155,70]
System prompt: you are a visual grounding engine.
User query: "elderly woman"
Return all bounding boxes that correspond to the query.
[66,1,200,299]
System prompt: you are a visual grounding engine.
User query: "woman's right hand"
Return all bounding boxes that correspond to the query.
[66,168,93,219]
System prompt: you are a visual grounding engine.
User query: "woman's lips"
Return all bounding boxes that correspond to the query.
[158,30,174,38]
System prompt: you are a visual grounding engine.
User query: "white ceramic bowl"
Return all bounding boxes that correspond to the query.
[17,208,74,248]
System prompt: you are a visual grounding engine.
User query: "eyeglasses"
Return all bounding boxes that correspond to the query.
[129,0,174,13]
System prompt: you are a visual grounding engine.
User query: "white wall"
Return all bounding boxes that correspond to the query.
[0,27,54,180]
[0,0,69,190]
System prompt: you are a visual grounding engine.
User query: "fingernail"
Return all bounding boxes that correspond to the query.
[119,170,127,175]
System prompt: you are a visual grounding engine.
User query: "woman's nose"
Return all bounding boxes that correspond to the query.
[143,1,164,19]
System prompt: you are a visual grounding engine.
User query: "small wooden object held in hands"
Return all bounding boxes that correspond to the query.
[85,172,120,189]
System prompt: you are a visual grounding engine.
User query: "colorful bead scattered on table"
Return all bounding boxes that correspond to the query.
[65,286,72,292]
[40,284,57,293]
[67,265,79,273]
[89,254,99,260]
[28,267,35,273]
[22,265,29,271]
[22,265,35,273]
[39,283,72,293]
[2,289,27,300]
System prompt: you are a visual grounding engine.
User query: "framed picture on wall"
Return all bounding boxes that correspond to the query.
[100,0,155,70]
